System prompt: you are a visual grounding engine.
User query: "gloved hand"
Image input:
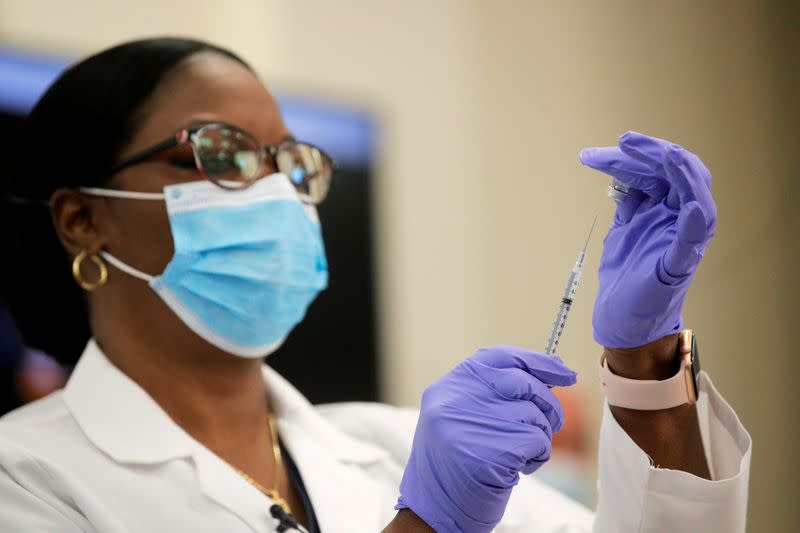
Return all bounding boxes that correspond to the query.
[396,345,577,533]
[580,131,717,348]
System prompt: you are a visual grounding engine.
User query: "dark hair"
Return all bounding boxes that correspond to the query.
[1,37,252,365]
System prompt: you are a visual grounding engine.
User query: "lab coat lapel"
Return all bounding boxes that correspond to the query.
[265,366,392,532]
[278,417,389,533]
[191,447,282,533]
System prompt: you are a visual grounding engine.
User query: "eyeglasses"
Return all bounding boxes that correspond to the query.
[109,122,335,204]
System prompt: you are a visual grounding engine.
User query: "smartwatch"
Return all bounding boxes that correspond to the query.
[598,330,701,410]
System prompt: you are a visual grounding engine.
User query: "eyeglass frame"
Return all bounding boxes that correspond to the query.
[108,121,336,193]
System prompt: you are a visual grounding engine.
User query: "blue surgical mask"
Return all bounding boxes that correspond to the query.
[83,173,328,358]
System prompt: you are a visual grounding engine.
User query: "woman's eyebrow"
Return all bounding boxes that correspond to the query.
[176,118,223,131]
[172,120,296,145]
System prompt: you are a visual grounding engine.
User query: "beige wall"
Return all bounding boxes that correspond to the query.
[1,1,796,529]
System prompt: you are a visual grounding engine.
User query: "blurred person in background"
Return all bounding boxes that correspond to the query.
[0,300,68,414]
[0,300,27,414]
[533,387,591,505]
[0,38,750,532]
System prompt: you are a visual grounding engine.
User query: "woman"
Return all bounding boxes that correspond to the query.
[0,38,750,532]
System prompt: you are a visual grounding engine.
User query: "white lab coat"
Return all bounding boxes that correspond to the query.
[0,340,751,532]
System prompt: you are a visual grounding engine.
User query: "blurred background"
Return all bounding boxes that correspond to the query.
[0,0,797,530]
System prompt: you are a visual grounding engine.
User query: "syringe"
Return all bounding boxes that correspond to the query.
[544,216,597,356]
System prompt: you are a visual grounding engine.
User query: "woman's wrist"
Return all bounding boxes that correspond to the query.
[603,332,711,479]
[383,510,435,533]
[604,333,680,380]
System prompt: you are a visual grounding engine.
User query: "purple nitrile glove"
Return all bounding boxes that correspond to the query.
[580,131,717,348]
[396,345,577,533]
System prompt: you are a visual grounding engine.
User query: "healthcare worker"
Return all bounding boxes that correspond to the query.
[0,38,750,532]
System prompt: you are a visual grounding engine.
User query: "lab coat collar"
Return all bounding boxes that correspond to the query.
[63,339,194,463]
[63,339,388,466]
[264,363,388,464]
[266,365,393,531]
[63,340,392,532]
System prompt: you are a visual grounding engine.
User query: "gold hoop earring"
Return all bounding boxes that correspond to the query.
[72,250,108,291]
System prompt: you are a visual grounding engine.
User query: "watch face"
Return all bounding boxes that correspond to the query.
[691,334,701,396]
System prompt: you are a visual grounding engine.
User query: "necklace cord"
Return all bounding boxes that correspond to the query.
[234,413,294,517]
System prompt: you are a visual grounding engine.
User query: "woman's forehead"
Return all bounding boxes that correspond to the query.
[125,53,288,154]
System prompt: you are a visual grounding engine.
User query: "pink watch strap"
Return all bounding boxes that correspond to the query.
[598,345,696,410]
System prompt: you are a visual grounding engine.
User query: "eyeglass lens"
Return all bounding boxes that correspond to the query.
[192,124,332,203]
[275,142,333,204]
[193,126,259,189]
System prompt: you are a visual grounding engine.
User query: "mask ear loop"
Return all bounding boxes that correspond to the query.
[100,251,155,283]
[78,187,165,200]
[77,187,163,282]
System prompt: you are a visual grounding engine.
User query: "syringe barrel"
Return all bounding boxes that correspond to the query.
[545,251,586,355]
[563,269,581,301]
[564,252,586,304]
[545,301,571,355]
